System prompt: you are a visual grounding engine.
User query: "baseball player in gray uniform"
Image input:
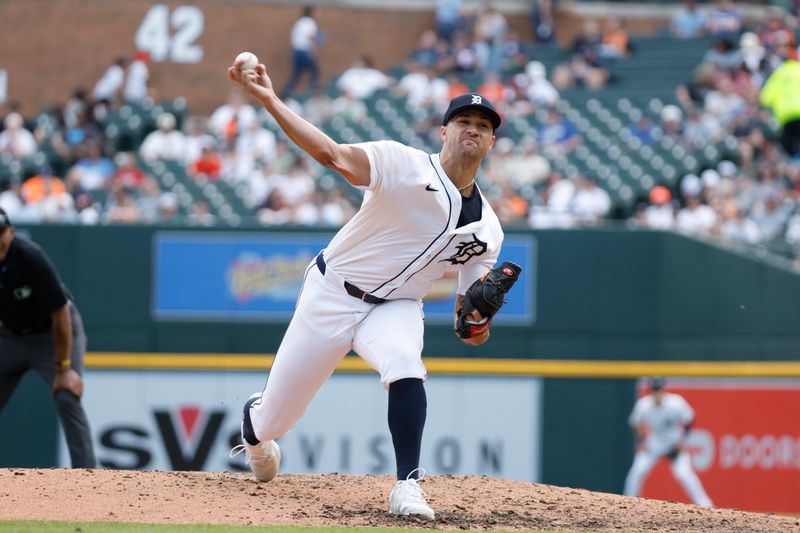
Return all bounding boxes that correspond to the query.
[623,377,713,507]
[227,58,519,519]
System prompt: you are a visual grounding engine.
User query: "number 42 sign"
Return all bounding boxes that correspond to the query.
[136,4,205,64]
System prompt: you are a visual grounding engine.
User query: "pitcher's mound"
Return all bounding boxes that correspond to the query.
[1,469,797,532]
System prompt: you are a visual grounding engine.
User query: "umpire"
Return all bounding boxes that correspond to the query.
[0,208,95,467]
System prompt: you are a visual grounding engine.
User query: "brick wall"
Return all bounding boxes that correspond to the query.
[0,0,664,118]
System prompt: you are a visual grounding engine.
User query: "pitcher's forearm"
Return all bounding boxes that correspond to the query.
[259,93,339,167]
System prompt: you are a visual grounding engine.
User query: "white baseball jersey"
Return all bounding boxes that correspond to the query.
[629,392,694,456]
[249,140,506,443]
[323,140,503,300]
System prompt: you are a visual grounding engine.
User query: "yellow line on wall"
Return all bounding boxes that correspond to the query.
[85,353,800,378]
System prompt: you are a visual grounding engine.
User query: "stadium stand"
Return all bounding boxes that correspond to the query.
[1,8,799,266]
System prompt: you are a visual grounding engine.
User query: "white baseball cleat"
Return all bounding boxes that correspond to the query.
[230,392,281,482]
[230,438,281,482]
[389,475,435,519]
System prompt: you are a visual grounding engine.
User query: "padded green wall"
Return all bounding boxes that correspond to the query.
[5,225,799,489]
[18,225,800,359]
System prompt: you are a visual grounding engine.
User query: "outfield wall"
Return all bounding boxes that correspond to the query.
[2,226,799,511]
[11,225,800,358]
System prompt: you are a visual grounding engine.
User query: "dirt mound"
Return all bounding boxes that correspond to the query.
[0,469,797,532]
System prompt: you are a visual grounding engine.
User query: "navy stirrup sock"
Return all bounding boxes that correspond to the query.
[388,378,427,480]
[242,396,261,446]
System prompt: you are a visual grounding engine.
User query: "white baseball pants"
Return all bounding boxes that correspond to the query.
[250,255,427,443]
[623,449,713,507]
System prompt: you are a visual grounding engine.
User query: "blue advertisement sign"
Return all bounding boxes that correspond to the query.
[153,232,536,324]
[153,232,330,320]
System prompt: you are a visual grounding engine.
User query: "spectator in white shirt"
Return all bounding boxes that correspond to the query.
[336,56,392,100]
[643,185,676,230]
[704,77,745,128]
[750,191,792,241]
[0,180,24,219]
[508,137,551,187]
[123,51,151,105]
[92,56,127,103]
[529,172,576,229]
[719,203,761,246]
[230,119,278,182]
[294,189,352,227]
[785,213,800,252]
[397,64,449,111]
[0,113,36,160]
[282,6,322,98]
[676,194,717,235]
[277,159,316,208]
[524,61,559,108]
[208,90,259,142]
[139,113,188,162]
[571,175,611,225]
[188,199,217,227]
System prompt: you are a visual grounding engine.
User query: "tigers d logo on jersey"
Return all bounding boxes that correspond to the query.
[442,234,487,265]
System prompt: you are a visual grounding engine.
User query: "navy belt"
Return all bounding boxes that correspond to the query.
[316,253,387,305]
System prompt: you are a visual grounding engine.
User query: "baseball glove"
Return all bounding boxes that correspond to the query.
[455,261,522,339]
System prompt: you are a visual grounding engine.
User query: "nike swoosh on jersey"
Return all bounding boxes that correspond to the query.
[425,184,439,192]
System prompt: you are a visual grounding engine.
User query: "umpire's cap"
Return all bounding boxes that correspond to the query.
[442,93,502,131]
[0,207,11,228]
[649,376,665,391]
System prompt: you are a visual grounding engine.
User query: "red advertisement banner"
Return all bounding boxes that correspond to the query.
[638,380,800,513]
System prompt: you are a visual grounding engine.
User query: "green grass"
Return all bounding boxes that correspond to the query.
[0,523,584,533]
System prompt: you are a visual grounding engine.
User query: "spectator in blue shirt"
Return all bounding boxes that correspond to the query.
[705,0,742,41]
[538,109,582,154]
[409,30,443,70]
[436,0,465,43]
[72,141,115,191]
[628,116,661,145]
[671,0,707,39]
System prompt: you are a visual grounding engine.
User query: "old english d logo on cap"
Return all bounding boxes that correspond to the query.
[442,93,502,130]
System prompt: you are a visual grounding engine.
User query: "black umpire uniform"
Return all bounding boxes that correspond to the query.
[0,208,95,467]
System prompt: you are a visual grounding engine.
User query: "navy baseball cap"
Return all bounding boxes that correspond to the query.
[649,377,665,391]
[442,93,502,131]
[0,207,10,228]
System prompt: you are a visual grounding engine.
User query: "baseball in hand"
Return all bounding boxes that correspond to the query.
[235,52,259,71]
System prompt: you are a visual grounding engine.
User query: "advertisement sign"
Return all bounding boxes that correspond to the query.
[153,232,329,320]
[152,232,536,324]
[63,370,542,481]
[638,379,800,513]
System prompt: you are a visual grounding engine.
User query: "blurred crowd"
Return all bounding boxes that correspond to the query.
[629,1,800,265]
[1,0,800,266]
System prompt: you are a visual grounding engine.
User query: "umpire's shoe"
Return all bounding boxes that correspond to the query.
[230,393,281,482]
[389,470,435,519]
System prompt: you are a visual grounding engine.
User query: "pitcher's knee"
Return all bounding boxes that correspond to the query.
[380,354,427,389]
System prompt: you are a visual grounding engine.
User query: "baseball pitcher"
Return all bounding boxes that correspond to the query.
[226,57,520,519]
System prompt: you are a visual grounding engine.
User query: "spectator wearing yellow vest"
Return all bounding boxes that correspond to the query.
[760,58,800,158]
